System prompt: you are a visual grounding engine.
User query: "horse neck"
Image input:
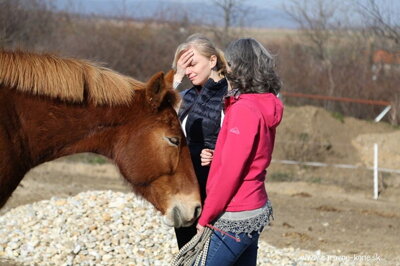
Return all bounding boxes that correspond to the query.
[14,93,145,166]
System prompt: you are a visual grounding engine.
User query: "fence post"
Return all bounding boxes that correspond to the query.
[374,105,392,122]
[373,143,379,200]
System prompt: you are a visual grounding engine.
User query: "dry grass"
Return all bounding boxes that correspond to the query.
[237,27,302,43]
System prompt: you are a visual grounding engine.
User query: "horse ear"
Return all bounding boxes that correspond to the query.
[146,71,168,110]
[164,69,175,88]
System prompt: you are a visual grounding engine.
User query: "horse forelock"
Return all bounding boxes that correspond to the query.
[0,50,145,106]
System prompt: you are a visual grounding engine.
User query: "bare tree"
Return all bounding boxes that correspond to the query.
[210,0,249,44]
[284,0,342,61]
[283,0,343,106]
[354,0,400,124]
[356,0,400,47]
[0,0,61,50]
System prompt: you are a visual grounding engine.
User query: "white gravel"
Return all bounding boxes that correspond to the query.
[0,191,392,265]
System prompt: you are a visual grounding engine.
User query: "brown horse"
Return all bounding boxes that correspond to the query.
[0,50,201,227]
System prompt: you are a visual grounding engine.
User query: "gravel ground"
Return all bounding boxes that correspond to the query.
[0,191,393,266]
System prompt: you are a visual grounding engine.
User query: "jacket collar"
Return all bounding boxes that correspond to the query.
[195,78,227,91]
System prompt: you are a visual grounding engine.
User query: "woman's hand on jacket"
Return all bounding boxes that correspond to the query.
[200,148,214,166]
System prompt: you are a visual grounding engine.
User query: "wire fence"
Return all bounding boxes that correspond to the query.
[270,138,400,199]
[271,159,400,175]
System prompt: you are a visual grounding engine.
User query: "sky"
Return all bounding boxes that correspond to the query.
[54,0,400,29]
[55,0,297,28]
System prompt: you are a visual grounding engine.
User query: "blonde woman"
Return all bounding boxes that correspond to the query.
[172,34,228,249]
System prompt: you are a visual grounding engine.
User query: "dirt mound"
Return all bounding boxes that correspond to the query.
[275,105,397,166]
[352,131,400,169]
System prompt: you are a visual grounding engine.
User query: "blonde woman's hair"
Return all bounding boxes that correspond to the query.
[172,33,227,77]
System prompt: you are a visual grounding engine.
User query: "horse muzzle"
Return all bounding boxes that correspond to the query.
[163,198,202,228]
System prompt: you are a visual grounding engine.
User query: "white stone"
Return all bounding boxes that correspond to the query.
[73,244,81,254]
[102,254,113,261]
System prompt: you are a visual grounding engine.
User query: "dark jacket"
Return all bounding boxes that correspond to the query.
[178,78,228,200]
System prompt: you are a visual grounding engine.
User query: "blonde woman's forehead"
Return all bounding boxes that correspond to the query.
[188,46,207,59]
[177,44,198,57]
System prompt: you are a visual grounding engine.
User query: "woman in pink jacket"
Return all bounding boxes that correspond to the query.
[196,38,283,265]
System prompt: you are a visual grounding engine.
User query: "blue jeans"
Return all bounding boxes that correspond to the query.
[205,229,261,266]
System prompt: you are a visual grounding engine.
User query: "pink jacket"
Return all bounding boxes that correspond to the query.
[198,93,283,226]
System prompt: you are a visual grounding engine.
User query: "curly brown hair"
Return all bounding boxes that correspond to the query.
[225,38,281,95]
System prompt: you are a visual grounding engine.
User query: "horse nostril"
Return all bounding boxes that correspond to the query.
[194,205,202,219]
[173,206,182,227]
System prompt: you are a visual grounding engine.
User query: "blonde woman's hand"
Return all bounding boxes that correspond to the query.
[200,148,214,166]
[175,49,194,82]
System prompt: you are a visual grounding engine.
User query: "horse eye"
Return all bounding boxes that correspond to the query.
[166,137,180,146]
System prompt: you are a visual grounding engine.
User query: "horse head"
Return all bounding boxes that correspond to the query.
[114,70,201,228]
[0,49,201,227]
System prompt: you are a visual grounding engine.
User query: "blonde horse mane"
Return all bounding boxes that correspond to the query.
[0,50,145,106]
